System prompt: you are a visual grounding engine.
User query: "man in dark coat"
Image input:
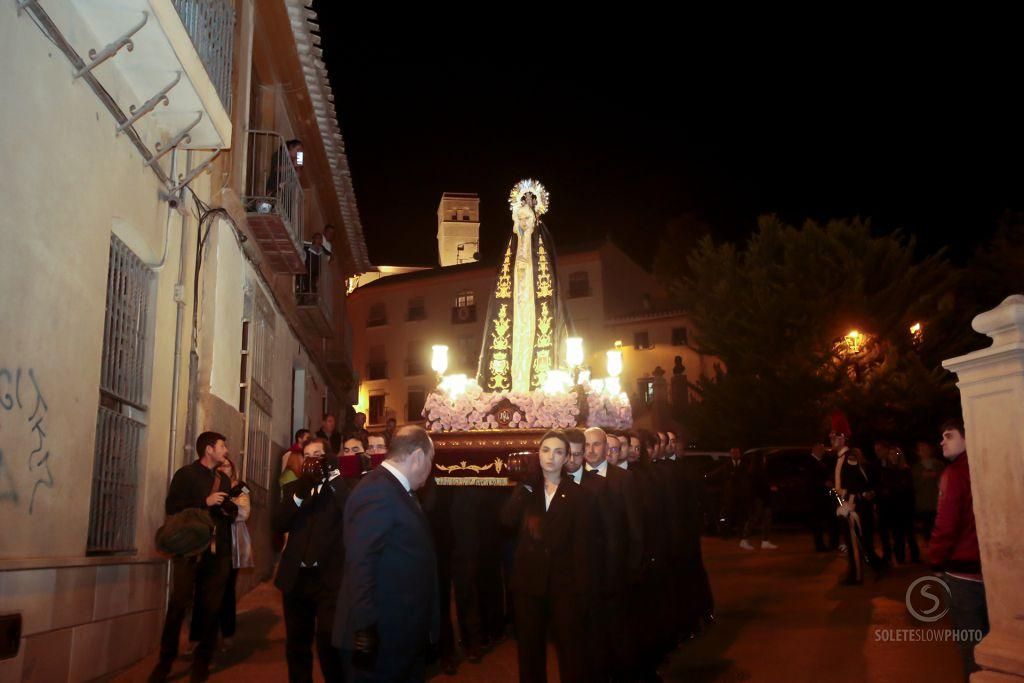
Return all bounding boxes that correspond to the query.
[150,432,236,683]
[274,438,350,682]
[334,426,440,682]
[583,427,643,680]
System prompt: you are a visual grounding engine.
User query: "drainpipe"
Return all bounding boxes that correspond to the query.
[164,150,193,605]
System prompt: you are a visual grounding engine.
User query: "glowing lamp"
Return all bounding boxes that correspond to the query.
[605,376,621,396]
[543,370,571,394]
[606,350,623,377]
[439,373,468,397]
[566,337,584,368]
[577,368,591,385]
[590,378,606,394]
[431,345,449,375]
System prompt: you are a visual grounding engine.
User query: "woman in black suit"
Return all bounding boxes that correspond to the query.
[501,430,590,683]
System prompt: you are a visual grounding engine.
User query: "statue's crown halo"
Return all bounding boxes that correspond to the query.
[508,179,550,216]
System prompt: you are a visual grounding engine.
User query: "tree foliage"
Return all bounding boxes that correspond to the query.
[661,216,978,448]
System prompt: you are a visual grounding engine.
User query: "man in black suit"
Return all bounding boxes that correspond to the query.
[583,427,643,681]
[274,437,350,683]
[334,425,440,682]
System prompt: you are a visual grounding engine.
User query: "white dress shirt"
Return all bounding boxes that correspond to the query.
[585,460,609,477]
[568,468,583,485]
[618,460,629,470]
[381,460,412,493]
[544,484,557,511]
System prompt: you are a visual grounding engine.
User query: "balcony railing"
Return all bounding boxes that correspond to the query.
[244,130,305,272]
[294,249,334,338]
[171,0,235,112]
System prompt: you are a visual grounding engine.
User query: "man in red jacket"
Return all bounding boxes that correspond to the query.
[927,417,989,679]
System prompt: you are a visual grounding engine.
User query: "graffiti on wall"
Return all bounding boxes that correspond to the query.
[0,367,54,513]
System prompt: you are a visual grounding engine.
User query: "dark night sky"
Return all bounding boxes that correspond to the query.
[309,17,1024,271]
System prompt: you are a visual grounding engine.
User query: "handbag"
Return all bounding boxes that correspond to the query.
[155,471,222,557]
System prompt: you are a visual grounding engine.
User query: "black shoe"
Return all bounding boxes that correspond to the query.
[466,644,484,664]
[702,611,716,626]
[441,657,458,676]
[840,577,863,586]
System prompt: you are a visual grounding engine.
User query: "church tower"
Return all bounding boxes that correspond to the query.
[437,192,480,267]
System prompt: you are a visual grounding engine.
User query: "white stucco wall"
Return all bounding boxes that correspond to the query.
[0,7,201,560]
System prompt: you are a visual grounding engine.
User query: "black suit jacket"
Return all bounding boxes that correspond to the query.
[501,480,590,598]
[273,477,350,593]
[602,464,644,584]
[333,466,440,671]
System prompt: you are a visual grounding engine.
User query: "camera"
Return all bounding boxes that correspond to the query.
[505,450,540,484]
[295,151,304,166]
[300,453,338,482]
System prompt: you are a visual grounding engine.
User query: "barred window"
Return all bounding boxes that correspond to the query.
[242,290,275,505]
[88,235,154,554]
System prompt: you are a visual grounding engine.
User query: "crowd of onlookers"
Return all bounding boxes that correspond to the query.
[147,410,987,683]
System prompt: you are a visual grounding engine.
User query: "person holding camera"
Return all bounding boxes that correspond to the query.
[187,456,252,653]
[150,432,237,683]
[274,437,350,683]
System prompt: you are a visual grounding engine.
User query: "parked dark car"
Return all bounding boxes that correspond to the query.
[695,446,819,534]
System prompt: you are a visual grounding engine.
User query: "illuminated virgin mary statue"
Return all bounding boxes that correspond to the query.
[477,179,570,393]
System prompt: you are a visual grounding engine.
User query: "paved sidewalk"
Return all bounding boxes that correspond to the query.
[111,532,965,682]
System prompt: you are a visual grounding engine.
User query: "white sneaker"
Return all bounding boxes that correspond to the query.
[761,540,778,550]
[739,539,755,550]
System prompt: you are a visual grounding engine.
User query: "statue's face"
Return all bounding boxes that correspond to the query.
[516,204,536,231]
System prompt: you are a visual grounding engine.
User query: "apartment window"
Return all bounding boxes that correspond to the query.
[462,213,470,221]
[367,345,387,380]
[450,211,458,220]
[453,290,476,324]
[369,394,386,426]
[88,235,154,554]
[407,340,426,376]
[407,297,427,321]
[634,331,652,350]
[242,291,275,504]
[568,271,591,298]
[368,302,387,326]
[407,388,427,423]
[672,327,689,346]
[637,378,655,405]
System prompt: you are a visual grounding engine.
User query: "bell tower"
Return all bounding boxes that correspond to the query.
[437,193,480,267]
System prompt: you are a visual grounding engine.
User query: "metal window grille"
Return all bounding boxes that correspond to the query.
[88,235,153,554]
[243,291,274,501]
[171,0,235,112]
[88,407,143,553]
[100,236,152,409]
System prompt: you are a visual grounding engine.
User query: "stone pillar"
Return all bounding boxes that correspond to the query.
[943,295,1024,682]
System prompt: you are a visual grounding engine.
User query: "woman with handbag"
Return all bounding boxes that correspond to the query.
[188,456,254,652]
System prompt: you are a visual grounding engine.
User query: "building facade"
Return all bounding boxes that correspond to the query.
[347,226,715,430]
[0,1,368,679]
